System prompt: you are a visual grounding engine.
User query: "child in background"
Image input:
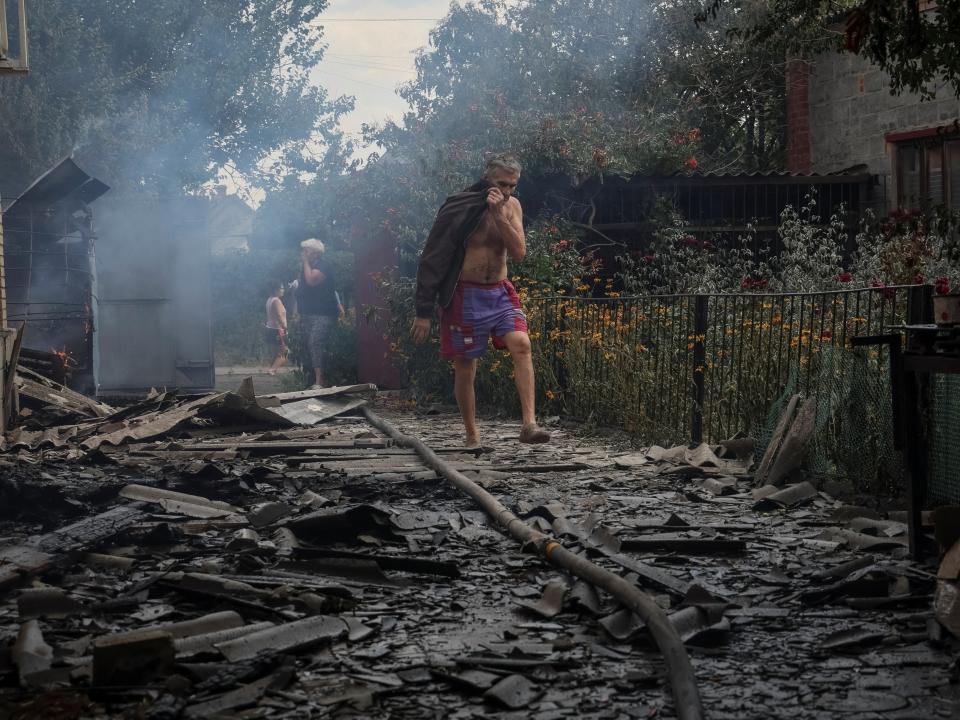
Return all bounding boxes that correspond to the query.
[265,282,288,375]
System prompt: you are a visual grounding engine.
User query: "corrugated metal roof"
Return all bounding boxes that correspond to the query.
[3,157,110,216]
[613,167,875,187]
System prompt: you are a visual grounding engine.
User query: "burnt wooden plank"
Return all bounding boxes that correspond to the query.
[627,523,755,532]
[754,394,799,486]
[29,505,146,554]
[182,439,392,452]
[1,505,144,593]
[619,537,747,554]
[3,323,24,427]
[765,397,817,488]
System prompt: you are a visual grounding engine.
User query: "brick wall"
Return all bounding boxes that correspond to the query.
[786,58,811,174]
[806,51,960,208]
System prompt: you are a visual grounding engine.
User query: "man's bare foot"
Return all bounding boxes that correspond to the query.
[464,436,481,450]
[519,423,550,444]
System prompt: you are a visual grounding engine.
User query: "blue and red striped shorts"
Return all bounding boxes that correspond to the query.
[440,279,528,360]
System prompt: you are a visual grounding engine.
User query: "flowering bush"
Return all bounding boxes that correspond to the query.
[849,206,960,293]
[617,203,766,295]
[617,194,960,296]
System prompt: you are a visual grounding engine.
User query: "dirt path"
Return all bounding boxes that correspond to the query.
[215,365,300,394]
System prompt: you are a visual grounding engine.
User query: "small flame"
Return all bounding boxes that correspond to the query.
[50,346,76,369]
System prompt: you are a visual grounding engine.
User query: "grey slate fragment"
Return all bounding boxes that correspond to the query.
[216,616,348,661]
[344,616,376,642]
[819,626,886,652]
[613,453,649,468]
[483,674,543,709]
[247,502,293,528]
[598,608,645,641]
[443,668,502,692]
[175,621,276,658]
[817,528,908,551]
[752,481,818,511]
[17,587,83,619]
[184,668,289,718]
[568,580,603,616]
[516,580,567,619]
[12,620,53,686]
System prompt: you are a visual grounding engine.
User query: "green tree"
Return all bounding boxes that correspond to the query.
[0,0,353,196]
[698,0,960,99]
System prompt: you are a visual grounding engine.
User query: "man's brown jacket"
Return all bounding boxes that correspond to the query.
[414,180,492,319]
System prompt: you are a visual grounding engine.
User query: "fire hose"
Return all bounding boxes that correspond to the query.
[361,407,705,720]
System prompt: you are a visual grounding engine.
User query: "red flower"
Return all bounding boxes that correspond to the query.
[837,272,853,283]
[914,273,925,285]
[935,277,951,295]
[684,156,698,170]
[872,281,895,299]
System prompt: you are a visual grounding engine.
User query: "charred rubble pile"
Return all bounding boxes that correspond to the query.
[0,372,958,718]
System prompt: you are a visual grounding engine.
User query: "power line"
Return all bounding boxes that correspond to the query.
[313,18,441,23]
[315,68,401,91]
[327,52,415,60]
[323,58,416,74]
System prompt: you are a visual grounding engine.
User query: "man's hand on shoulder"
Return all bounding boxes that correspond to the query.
[410,317,431,343]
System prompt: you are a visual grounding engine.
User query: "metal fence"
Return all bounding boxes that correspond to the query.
[527,286,923,491]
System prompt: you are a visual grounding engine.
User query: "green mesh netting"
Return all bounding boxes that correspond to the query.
[752,344,904,498]
[928,375,960,506]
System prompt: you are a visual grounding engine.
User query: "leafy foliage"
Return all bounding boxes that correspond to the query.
[211,247,355,367]
[698,0,960,99]
[618,193,960,295]
[211,249,299,365]
[0,0,353,196]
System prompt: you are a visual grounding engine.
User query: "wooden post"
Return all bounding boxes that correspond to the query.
[0,0,28,73]
[0,211,6,328]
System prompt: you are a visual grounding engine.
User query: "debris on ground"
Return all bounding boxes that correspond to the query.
[0,386,956,718]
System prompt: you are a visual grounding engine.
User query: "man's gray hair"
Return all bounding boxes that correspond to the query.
[484,153,522,176]
[301,238,325,254]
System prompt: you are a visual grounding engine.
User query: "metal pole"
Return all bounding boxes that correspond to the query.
[361,406,705,720]
[691,295,708,444]
[907,284,933,325]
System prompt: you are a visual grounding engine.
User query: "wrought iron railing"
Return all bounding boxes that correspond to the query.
[526,286,925,489]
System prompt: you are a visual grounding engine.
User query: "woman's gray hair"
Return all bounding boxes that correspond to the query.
[484,153,522,176]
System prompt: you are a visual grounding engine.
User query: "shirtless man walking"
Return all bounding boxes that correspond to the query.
[410,154,550,447]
